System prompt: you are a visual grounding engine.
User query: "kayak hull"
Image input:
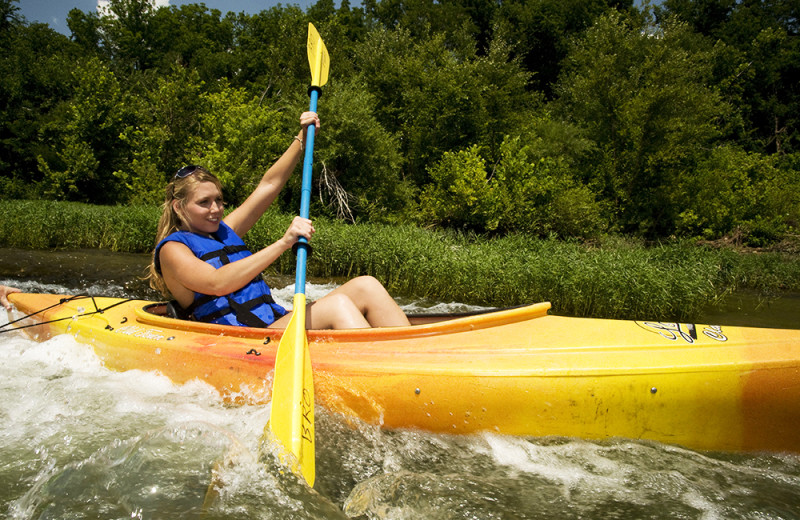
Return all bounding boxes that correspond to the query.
[7,293,800,454]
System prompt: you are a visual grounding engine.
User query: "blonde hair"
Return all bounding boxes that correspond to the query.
[147,166,223,297]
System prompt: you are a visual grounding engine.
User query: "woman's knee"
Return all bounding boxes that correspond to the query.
[308,293,369,329]
[344,276,386,296]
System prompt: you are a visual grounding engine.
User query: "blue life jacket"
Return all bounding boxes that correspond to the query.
[154,221,287,327]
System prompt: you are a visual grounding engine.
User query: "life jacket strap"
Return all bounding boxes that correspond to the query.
[185,271,285,327]
[198,245,250,265]
[196,293,284,328]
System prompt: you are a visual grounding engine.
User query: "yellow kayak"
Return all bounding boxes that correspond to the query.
[7,292,800,454]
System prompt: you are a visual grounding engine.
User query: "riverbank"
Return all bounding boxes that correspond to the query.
[1,199,799,322]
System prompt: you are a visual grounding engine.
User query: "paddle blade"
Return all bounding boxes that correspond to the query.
[268,293,315,486]
[307,22,329,87]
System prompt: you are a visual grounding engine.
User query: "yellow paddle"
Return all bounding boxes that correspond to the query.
[267,23,329,487]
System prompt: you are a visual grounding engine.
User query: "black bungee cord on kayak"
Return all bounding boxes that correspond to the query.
[0,295,135,334]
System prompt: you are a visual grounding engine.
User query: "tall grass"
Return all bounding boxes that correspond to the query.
[0,200,159,252]
[1,200,799,321]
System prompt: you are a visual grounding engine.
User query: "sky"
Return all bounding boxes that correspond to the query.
[17,0,320,35]
[18,0,656,36]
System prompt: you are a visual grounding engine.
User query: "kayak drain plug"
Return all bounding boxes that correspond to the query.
[650,387,658,394]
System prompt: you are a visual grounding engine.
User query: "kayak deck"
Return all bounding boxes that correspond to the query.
[7,292,800,454]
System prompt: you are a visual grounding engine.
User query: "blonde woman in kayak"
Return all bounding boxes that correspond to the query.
[148,111,410,330]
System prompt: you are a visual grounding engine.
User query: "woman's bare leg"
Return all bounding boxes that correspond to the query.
[270,276,410,330]
[322,276,410,327]
[270,293,370,330]
[306,293,371,329]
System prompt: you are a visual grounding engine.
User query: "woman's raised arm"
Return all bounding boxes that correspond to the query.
[225,111,320,237]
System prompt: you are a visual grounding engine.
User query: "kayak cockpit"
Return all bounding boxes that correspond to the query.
[139,301,553,340]
[143,300,539,326]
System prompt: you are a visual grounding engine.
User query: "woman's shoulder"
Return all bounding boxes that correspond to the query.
[157,229,193,249]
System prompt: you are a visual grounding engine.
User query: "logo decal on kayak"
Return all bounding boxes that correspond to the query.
[638,322,728,343]
[114,325,167,341]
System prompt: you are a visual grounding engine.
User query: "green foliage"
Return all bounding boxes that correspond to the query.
[305,224,798,319]
[188,86,287,206]
[0,14,79,186]
[36,57,127,203]
[0,200,158,252]
[556,11,732,236]
[229,6,309,94]
[498,137,604,238]
[676,146,800,243]
[98,65,207,205]
[418,145,503,231]
[312,76,412,222]
[353,26,536,185]
[149,4,238,82]
[0,0,798,245]
[493,0,630,96]
[417,132,605,238]
[660,0,800,154]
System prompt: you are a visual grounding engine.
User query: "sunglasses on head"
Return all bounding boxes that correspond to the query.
[174,165,200,179]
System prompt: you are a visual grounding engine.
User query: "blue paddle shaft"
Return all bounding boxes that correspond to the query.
[294,88,320,295]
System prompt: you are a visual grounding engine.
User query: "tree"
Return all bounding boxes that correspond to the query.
[314,77,411,222]
[418,145,504,231]
[114,66,207,205]
[656,0,736,36]
[493,0,633,97]
[37,58,128,203]
[660,0,800,154]
[737,24,800,154]
[228,6,309,95]
[149,4,237,82]
[0,0,21,32]
[555,11,731,236]
[67,7,102,54]
[675,145,800,242]
[0,14,79,197]
[96,0,160,71]
[417,131,604,237]
[186,85,287,207]
[353,26,535,186]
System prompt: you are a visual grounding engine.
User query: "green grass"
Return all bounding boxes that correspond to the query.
[0,200,159,252]
[2,199,799,321]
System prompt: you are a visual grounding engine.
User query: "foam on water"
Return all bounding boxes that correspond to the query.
[2,278,132,299]
[338,422,800,519]
[0,292,348,519]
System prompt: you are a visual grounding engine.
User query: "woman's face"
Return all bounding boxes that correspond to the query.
[176,181,224,235]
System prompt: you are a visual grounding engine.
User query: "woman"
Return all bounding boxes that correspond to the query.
[148,111,410,330]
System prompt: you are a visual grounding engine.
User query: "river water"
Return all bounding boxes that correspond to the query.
[1,248,799,519]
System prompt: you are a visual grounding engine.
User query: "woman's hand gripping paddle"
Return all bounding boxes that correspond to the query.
[267,23,329,487]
